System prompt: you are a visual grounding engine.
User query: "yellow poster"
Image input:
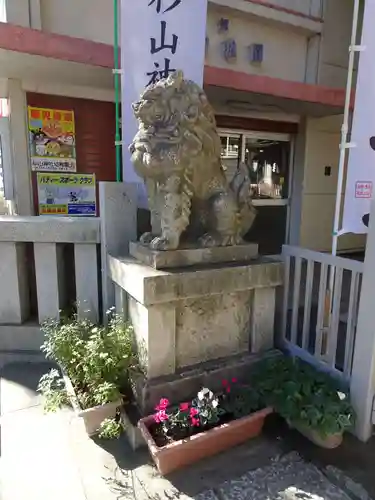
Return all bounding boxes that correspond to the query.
[28,106,77,172]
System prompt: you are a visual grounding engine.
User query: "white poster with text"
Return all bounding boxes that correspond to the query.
[121,0,208,206]
[342,0,375,234]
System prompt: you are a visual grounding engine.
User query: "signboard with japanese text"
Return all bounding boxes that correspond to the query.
[28,106,77,172]
[121,0,208,206]
[342,0,375,233]
[37,173,96,216]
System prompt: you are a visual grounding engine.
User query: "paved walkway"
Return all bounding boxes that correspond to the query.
[1,358,373,500]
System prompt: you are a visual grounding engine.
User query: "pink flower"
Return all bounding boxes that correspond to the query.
[232,378,237,383]
[190,407,199,417]
[179,402,189,411]
[191,417,200,427]
[154,410,169,423]
[226,387,231,393]
[222,379,229,387]
[155,398,170,411]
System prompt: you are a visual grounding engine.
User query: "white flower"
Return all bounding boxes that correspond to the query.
[337,391,346,400]
[197,388,213,401]
[212,399,219,408]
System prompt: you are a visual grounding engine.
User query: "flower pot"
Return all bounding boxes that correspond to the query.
[62,371,122,436]
[138,407,272,475]
[288,420,343,449]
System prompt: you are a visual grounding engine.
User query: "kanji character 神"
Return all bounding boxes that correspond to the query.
[146,58,176,86]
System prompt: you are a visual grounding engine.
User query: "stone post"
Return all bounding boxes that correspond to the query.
[0,242,29,323]
[250,288,276,353]
[350,197,375,442]
[99,182,137,319]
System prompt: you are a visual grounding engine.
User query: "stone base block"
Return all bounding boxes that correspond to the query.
[131,350,281,415]
[129,242,259,269]
[109,255,283,378]
[120,404,146,450]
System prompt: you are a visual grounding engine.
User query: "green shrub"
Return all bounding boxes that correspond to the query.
[251,355,355,437]
[98,417,123,440]
[38,314,137,412]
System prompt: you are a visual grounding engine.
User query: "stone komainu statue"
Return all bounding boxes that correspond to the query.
[129,70,257,251]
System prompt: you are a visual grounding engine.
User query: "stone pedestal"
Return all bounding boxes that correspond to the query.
[129,242,259,269]
[108,251,283,413]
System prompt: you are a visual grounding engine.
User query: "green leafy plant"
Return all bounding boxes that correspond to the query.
[98,417,123,440]
[38,313,137,412]
[221,379,261,419]
[251,355,355,437]
[37,368,69,412]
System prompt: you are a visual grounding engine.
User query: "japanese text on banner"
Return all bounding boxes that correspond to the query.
[120,0,208,205]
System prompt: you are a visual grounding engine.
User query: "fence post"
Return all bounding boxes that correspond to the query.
[350,198,375,442]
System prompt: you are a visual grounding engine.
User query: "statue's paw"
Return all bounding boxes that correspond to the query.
[198,233,219,248]
[150,236,176,251]
[199,233,243,247]
[222,235,244,246]
[140,232,154,245]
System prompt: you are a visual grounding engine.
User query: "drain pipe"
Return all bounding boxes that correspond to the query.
[113,0,122,182]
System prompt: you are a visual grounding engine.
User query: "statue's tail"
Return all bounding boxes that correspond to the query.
[229,163,257,237]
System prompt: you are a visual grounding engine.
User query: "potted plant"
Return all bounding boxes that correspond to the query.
[251,355,355,448]
[37,313,137,437]
[138,380,272,475]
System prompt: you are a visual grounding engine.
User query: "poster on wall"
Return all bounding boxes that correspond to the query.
[28,106,77,172]
[121,0,208,206]
[37,173,96,216]
[342,0,375,234]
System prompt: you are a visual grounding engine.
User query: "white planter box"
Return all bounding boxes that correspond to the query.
[62,371,122,436]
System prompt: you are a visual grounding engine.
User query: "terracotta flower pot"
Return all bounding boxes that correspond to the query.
[138,407,272,475]
[62,371,122,436]
[288,420,343,449]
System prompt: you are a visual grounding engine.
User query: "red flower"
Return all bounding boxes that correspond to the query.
[226,387,231,393]
[232,378,237,383]
[191,417,200,427]
[179,402,189,412]
[222,379,229,387]
[155,398,170,411]
[154,410,169,423]
[190,407,199,417]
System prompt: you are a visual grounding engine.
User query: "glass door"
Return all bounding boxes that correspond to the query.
[219,130,293,255]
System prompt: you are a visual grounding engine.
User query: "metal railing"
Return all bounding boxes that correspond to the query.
[281,245,363,380]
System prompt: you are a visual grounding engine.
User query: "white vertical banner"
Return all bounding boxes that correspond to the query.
[342,0,375,234]
[121,0,208,206]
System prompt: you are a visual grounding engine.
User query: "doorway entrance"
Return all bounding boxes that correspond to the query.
[219,130,293,255]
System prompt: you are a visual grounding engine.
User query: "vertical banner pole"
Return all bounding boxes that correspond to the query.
[324,0,360,350]
[332,0,361,257]
[113,0,122,182]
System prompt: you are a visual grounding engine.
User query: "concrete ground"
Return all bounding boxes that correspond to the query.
[1,358,374,500]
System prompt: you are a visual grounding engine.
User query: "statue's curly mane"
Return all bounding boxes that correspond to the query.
[129,71,222,178]
[129,71,257,251]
